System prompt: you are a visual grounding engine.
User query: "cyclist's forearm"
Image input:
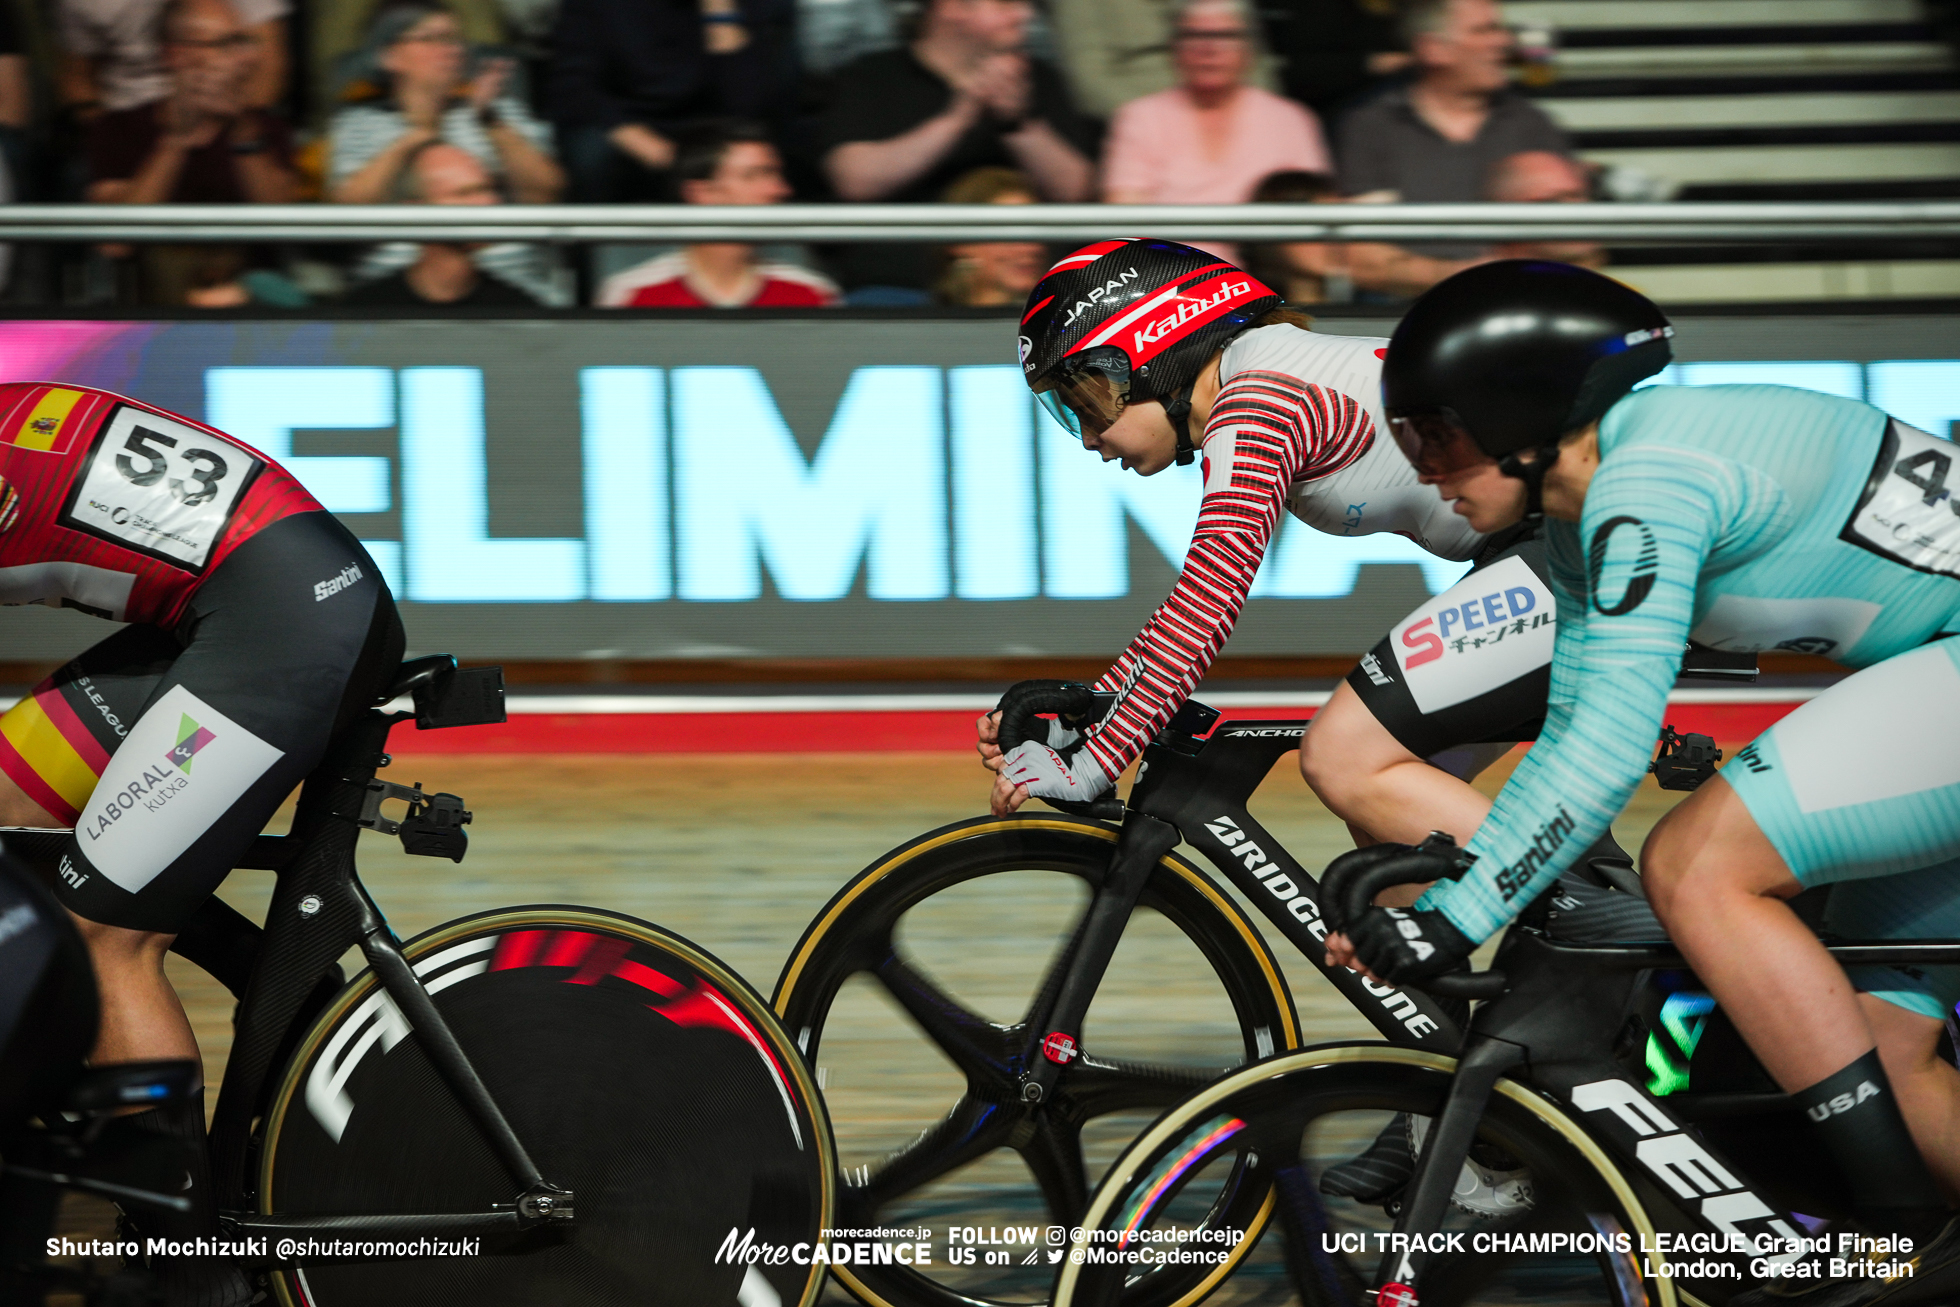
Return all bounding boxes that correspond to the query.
[1085,532,1260,778]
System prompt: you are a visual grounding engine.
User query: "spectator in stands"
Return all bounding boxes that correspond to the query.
[932,165,1043,306]
[343,140,544,304]
[1334,0,1571,297]
[330,3,566,303]
[60,0,287,120]
[0,3,29,204]
[597,120,839,307]
[329,4,561,205]
[311,0,504,124]
[1483,149,1604,268]
[1101,0,1328,261]
[549,0,796,203]
[87,0,301,305]
[820,0,1095,295]
[1258,0,1410,121]
[1240,169,1349,303]
[1050,0,1278,121]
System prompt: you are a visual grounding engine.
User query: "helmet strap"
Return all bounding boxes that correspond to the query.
[1496,444,1562,520]
[1165,385,1197,467]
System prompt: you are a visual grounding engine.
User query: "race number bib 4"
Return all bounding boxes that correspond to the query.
[1841,418,1960,579]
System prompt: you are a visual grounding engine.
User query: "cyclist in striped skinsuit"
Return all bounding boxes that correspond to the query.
[1329,262,1960,1304]
[984,238,1652,912]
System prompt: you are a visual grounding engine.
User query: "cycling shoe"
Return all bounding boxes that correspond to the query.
[1319,1112,1414,1204]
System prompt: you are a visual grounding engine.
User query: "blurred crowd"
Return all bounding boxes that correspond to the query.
[0,0,1605,307]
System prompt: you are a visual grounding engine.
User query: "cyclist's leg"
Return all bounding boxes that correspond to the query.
[1300,681,1511,848]
[49,515,401,1304]
[1828,867,1960,1199]
[1644,640,1960,1239]
[50,513,403,1068]
[1298,531,1615,860]
[0,626,201,1062]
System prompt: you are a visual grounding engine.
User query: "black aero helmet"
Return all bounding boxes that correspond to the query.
[1020,239,1282,464]
[1382,261,1673,489]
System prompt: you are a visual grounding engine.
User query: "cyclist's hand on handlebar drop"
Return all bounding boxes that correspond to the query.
[991,767,1030,816]
[976,710,1006,772]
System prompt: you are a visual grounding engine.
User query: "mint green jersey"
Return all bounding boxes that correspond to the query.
[1423,384,1960,941]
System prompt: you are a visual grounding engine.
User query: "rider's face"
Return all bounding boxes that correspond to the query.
[1430,457,1528,532]
[1081,398,1180,475]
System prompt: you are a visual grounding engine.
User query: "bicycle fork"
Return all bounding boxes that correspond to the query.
[1371,1034,1525,1301]
[1018,813,1182,1105]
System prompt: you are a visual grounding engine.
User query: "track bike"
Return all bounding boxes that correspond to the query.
[1055,841,1960,1306]
[3,656,834,1307]
[772,688,1658,1307]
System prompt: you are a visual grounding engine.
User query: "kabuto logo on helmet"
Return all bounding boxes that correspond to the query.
[1018,335,1033,364]
[1018,240,1281,463]
[1129,276,1257,355]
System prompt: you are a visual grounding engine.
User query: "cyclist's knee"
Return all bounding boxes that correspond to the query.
[1861,993,1947,1077]
[1300,686,1402,804]
[1643,779,1792,922]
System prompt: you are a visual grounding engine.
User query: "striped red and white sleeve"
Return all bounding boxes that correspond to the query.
[1080,370,1374,780]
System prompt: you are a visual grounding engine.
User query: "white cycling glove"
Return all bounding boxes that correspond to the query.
[1000,742,1113,804]
[1042,716,1083,751]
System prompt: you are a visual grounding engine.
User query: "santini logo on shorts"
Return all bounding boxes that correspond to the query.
[314,561,364,603]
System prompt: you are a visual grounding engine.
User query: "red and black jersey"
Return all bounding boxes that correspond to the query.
[0,382,322,628]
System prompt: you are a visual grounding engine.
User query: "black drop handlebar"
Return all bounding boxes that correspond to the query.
[1331,840,1509,1000]
[993,680,1124,821]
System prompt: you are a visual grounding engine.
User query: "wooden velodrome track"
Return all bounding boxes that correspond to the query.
[52,747,1693,1305]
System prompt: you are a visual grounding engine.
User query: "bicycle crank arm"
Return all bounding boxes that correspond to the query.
[226,1191,576,1257]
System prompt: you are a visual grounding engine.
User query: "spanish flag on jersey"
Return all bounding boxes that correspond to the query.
[6,386,89,454]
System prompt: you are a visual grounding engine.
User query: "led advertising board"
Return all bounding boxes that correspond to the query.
[0,312,1954,661]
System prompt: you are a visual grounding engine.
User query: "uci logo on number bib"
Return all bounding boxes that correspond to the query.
[1841,418,1960,580]
[57,406,263,573]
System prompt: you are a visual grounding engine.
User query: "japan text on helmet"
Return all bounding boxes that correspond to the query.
[1019,239,1282,463]
[1381,261,1673,481]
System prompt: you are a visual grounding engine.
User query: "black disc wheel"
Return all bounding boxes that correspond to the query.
[259,906,834,1307]
[1057,1044,1660,1307]
[771,815,1300,1307]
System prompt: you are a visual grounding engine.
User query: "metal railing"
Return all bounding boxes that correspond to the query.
[5,202,1960,243]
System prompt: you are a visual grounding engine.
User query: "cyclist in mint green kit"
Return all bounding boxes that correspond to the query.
[1322,261,1960,1305]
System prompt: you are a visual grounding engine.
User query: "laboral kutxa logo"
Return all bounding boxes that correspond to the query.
[167,714,217,773]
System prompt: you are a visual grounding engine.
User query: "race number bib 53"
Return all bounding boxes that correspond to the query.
[57,406,262,572]
[1841,418,1960,579]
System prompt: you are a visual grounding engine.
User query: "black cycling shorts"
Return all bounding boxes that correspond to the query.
[1345,525,1554,761]
[25,512,404,933]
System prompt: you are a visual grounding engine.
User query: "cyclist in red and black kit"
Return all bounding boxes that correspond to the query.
[0,383,403,1304]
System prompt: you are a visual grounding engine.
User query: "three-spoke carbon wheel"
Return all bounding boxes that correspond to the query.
[1056,1044,1662,1307]
[772,815,1300,1307]
[260,906,835,1307]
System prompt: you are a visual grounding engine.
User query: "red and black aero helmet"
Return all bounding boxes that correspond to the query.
[1382,260,1673,483]
[1020,239,1282,464]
